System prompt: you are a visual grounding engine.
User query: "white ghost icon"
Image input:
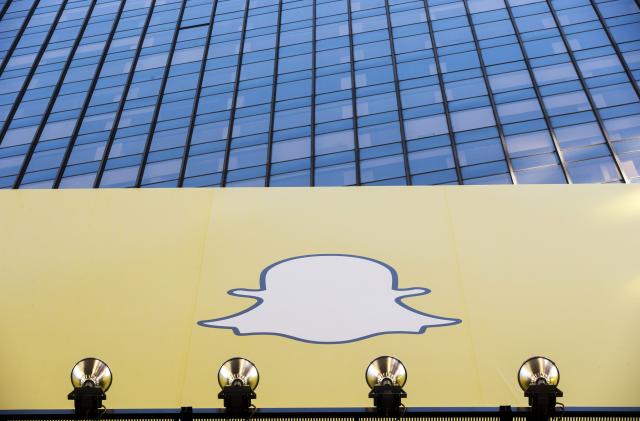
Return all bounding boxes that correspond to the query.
[198,254,461,344]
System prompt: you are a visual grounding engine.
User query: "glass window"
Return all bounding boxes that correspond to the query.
[352,15,388,34]
[354,40,391,61]
[489,70,531,93]
[394,34,432,54]
[279,54,312,73]
[228,144,267,170]
[404,114,448,139]
[620,151,640,179]
[429,2,466,20]
[244,34,276,52]
[1,125,38,147]
[275,107,311,130]
[358,121,401,147]
[445,77,487,101]
[357,65,396,86]
[475,19,514,40]
[0,155,24,178]
[533,62,578,85]
[450,107,495,132]
[59,173,96,188]
[556,5,597,25]
[316,72,351,94]
[597,0,640,19]
[99,166,138,187]
[468,0,505,14]
[357,92,397,116]
[316,47,351,67]
[610,23,640,44]
[409,146,455,173]
[543,91,591,116]
[567,30,609,51]
[505,130,555,158]
[315,129,354,155]
[578,55,624,78]
[604,115,640,141]
[555,122,604,148]
[40,118,76,141]
[568,156,621,183]
[240,60,274,80]
[401,85,442,108]
[237,85,272,108]
[434,27,473,47]
[317,100,351,123]
[142,159,181,184]
[524,37,566,58]
[464,172,512,185]
[391,8,426,27]
[497,99,543,124]
[272,137,310,162]
[360,154,405,183]
[270,170,310,187]
[277,79,312,101]
[457,138,504,166]
[516,165,566,184]
[316,22,349,40]
[185,152,225,177]
[515,13,556,33]
[172,46,204,65]
[591,83,638,108]
[315,162,356,186]
[482,43,523,66]
[192,121,228,144]
[439,51,480,73]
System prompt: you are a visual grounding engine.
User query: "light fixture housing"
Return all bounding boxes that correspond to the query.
[217,357,258,416]
[518,356,559,391]
[518,357,563,421]
[365,356,407,416]
[67,358,112,419]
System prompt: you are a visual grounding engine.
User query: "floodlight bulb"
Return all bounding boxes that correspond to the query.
[218,358,259,391]
[365,356,407,389]
[518,356,560,391]
[70,358,112,392]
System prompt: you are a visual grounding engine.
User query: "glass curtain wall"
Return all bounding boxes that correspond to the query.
[0,0,639,187]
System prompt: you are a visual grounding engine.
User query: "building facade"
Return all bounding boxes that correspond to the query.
[0,0,639,188]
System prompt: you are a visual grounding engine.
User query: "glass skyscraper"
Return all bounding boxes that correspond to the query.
[0,0,639,188]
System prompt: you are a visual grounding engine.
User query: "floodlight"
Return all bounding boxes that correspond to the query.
[366,356,407,416]
[67,358,112,419]
[518,357,563,421]
[217,357,258,416]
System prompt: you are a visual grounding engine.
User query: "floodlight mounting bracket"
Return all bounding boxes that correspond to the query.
[525,384,563,421]
[218,385,256,417]
[368,384,407,416]
[67,386,106,419]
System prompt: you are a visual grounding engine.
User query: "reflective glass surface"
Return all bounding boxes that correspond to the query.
[1,0,639,188]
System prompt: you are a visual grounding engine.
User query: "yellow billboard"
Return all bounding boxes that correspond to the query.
[0,186,639,409]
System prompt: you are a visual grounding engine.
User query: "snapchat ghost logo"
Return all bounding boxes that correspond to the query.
[198,254,461,344]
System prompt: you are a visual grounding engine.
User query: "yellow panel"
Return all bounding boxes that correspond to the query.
[0,186,639,410]
[0,189,214,409]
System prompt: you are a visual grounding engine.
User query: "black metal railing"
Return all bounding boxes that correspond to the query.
[1,407,639,421]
